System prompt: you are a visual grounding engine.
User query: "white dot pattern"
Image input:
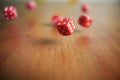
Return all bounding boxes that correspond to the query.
[87,22,90,26]
[68,24,70,27]
[71,21,73,23]
[57,18,75,36]
[71,30,73,32]
[63,22,66,24]
[58,22,61,25]
[4,7,8,12]
[4,6,17,20]
[66,18,69,21]
[9,6,13,11]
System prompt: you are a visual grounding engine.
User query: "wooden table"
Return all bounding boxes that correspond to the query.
[0,3,120,80]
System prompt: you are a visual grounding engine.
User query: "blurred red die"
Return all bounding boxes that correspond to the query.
[4,6,17,20]
[57,18,75,36]
[51,15,63,26]
[78,14,93,28]
[82,4,90,13]
[26,0,36,10]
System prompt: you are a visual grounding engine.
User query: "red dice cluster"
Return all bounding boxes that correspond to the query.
[3,1,37,20]
[4,6,17,20]
[52,13,93,36]
[3,1,93,37]
[51,14,76,36]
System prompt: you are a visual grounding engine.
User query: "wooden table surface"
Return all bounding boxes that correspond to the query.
[0,3,120,80]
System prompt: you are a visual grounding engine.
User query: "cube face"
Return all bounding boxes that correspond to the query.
[69,19,75,30]
[57,23,70,36]
[57,18,75,36]
[63,18,75,30]
[4,6,17,20]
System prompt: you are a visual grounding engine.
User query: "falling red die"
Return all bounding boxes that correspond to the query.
[81,4,90,13]
[78,14,93,28]
[3,6,17,20]
[26,0,36,10]
[57,18,75,36]
[51,15,63,26]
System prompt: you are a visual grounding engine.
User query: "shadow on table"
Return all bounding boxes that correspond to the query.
[76,35,91,48]
[37,38,59,45]
[42,23,54,27]
[26,35,59,46]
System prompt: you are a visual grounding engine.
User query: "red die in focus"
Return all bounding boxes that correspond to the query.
[51,15,63,26]
[26,0,36,10]
[81,4,90,13]
[78,14,93,28]
[4,6,17,20]
[57,18,75,36]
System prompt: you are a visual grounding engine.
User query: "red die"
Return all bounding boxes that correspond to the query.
[51,15,63,26]
[78,14,92,28]
[26,0,36,10]
[57,18,75,36]
[4,6,17,20]
[81,4,90,13]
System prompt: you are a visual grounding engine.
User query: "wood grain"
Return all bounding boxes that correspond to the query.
[0,3,120,80]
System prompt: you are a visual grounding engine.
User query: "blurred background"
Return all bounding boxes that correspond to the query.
[0,0,119,10]
[0,0,119,3]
